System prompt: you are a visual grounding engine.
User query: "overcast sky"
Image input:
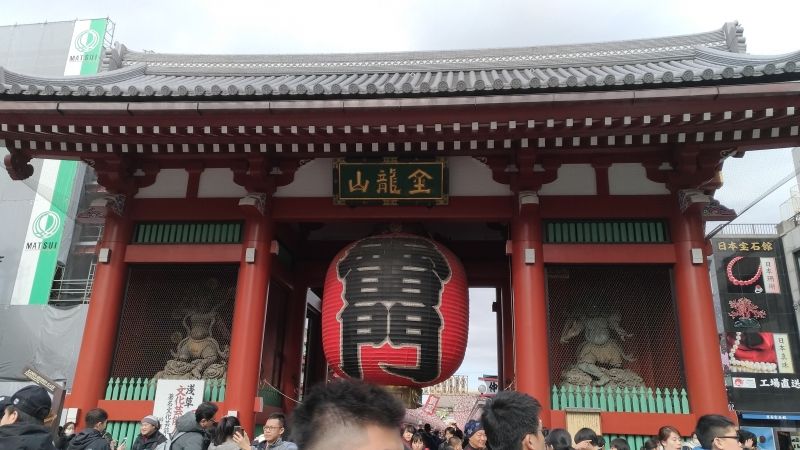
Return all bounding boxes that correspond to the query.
[3,0,799,390]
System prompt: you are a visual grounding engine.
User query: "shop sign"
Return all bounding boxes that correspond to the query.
[333,158,448,205]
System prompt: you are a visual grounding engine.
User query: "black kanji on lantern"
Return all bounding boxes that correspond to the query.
[337,236,451,383]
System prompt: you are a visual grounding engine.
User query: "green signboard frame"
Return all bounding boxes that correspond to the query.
[333,158,448,205]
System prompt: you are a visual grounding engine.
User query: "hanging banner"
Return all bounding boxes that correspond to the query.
[10,18,108,305]
[152,380,206,436]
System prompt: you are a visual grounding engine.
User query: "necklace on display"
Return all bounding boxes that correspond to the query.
[728,332,777,373]
[726,256,762,286]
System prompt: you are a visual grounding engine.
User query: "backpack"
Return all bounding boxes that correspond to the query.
[154,431,185,450]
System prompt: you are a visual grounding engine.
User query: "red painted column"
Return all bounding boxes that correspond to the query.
[671,204,729,416]
[279,275,309,413]
[510,192,551,420]
[226,213,273,435]
[500,283,515,390]
[67,211,132,427]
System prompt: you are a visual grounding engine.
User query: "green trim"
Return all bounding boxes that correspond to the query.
[132,222,243,244]
[544,220,670,244]
[80,19,108,75]
[551,385,689,414]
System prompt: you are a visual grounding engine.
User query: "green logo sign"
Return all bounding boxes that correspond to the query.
[32,211,61,239]
[74,29,100,53]
[334,158,448,205]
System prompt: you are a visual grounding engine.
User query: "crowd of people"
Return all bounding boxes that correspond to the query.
[0,380,753,450]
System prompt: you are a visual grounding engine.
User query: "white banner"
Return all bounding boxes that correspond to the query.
[760,257,781,294]
[153,380,206,436]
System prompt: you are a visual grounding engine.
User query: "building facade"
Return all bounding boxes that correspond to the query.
[2,21,800,442]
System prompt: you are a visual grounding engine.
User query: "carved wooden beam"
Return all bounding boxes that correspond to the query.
[3,150,34,180]
[88,156,159,196]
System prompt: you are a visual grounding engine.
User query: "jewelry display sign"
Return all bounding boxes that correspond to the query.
[711,237,800,413]
[333,158,448,206]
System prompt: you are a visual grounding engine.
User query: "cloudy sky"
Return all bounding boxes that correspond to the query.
[3,0,799,390]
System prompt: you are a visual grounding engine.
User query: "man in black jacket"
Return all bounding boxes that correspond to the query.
[0,385,58,450]
[67,408,118,450]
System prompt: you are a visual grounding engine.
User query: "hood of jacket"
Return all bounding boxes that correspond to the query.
[0,422,56,450]
[66,428,107,450]
[175,411,204,433]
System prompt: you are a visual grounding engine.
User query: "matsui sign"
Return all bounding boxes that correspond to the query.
[322,234,468,386]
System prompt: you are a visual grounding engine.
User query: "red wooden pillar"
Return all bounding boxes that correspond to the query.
[499,283,515,390]
[67,210,132,427]
[510,192,551,421]
[671,204,729,416]
[279,275,309,413]
[226,209,274,435]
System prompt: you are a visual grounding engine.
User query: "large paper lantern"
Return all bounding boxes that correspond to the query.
[322,233,468,387]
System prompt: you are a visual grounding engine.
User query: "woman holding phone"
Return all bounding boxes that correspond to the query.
[209,416,245,450]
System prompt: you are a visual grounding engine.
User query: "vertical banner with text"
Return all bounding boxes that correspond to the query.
[153,380,206,436]
[11,18,107,305]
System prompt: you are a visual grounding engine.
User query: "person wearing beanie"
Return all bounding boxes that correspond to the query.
[132,415,167,450]
[462,420,487,450]
[0,385,57,450]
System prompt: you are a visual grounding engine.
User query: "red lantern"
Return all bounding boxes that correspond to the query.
[322,233,468,387]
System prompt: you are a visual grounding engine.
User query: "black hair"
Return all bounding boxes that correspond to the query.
[546,428,574,450]
[289,380,405,450]
[695,415,736,449]
[453,429,464,440]
[412,433,426,444]
[213,416,240,445]
[424,423,432,433]
[267,412,287,428]
[85,408,109,428]
[611,438,631,450]
[481,390,542,450]
[575,428,605,447]
[404,424,417,434]
[643,439,660,450]
[739,430,757,448]
[195,402,218,423]
[4,405,39,424]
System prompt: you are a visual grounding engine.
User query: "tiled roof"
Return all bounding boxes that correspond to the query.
[1,22,798,99]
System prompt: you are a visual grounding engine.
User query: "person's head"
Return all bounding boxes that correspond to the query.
[546,429,573,450]
[264,413,287,444]
[403,424,417,442]
[449,436,463,450]
[63,421,76,436]
[574,428,604,450]
[659,426,682,450]
[464,419,487,449]
[611,438,631,450]
[738,430,757,450]
[195,402,218,430]
[0,385,52,425]
[212,416,240,445]
[482,391,544,450]
[444,427,457,440]
[289,379,405,450]
[412,433,426,450]
[140,415,160,437]
[695,415,740,450]
[85,408,109,432]
[643,439,660,450]
[424,424,432,433]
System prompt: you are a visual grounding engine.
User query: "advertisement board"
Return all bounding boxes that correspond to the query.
[712,237,800,413]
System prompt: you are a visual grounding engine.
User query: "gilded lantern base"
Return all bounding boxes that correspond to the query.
[385,385,422,409]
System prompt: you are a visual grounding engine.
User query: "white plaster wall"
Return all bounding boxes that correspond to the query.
[538,164,596,196]
[608,163,669,195]
[274,159,333,197]
[197,168,247,198]
[135,169,188,198]
[447,156,511,196]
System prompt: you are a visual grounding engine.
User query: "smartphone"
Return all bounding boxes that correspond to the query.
[234,426,243,435]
